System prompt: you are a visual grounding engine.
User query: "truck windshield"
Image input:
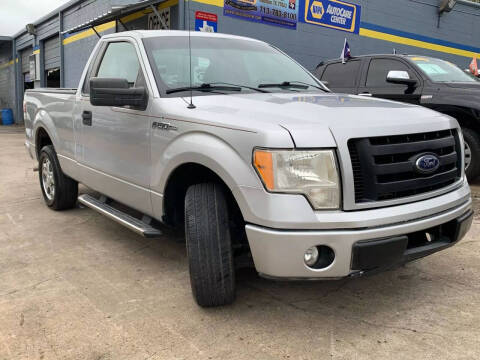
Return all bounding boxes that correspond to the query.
[142,35,325,96]
[410,56,478,83]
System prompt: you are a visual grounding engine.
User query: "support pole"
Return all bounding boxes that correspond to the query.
[118,19,129,31]
[59,10,65,87]
[91,26,101,38]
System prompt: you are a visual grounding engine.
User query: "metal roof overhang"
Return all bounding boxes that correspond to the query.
[0,37,13,53]
[61,0,167,36]
[0,36,13,43]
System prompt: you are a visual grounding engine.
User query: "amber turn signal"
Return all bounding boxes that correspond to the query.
[253,150,274,190]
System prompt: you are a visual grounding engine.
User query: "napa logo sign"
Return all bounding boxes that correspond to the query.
[310,1,325,19]
[300,0,361,34]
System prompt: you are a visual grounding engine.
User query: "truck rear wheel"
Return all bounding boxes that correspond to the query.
[185,183,236,307]
[39,145,78,210]
[462,128,480,181]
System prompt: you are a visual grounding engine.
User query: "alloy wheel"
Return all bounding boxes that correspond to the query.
[465,141,472,171]
[41,157,55,201]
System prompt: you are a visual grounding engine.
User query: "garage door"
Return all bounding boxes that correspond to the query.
[21,48,31,73]
[44,36,60,70]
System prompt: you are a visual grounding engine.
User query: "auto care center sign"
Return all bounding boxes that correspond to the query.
[299,0,361,33]
[224,0,298,29]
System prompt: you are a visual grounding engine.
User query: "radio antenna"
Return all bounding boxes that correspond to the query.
[187,0,196,109]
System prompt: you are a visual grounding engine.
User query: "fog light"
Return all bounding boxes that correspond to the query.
[304,246,319,267]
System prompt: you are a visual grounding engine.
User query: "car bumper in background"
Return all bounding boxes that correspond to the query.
[245,195,472,279]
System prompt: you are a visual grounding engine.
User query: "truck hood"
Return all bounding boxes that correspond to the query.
[186,92,456,147]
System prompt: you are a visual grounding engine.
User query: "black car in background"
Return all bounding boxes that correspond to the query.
[315,55,480,181]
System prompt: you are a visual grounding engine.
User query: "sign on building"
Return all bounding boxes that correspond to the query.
[224,0,298,29]
[299,0,361,34]
[28,53,40,81]
[148,7,170,29]
[195,11,218,32]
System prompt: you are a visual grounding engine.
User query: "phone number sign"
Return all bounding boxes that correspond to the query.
[224,0,298,29]
[299,0,361,34]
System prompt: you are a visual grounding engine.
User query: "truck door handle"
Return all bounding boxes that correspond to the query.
[82,111,92,126]
[358,92,372,97]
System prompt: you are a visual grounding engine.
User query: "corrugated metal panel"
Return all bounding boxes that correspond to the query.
[16,32,33,51]
[0,66,12,108]
[21,48,31,74]
[0,44,15,116]
[37,16,60,41]
[44,36,60,70]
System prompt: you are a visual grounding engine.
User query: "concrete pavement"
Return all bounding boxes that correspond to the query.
[0,128,479,360]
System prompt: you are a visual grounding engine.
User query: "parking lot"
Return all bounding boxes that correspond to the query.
[0,126,479,360]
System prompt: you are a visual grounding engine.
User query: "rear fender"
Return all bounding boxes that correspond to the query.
[33,111,58,157]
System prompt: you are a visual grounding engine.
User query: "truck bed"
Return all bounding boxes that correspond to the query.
[24,88,78,167]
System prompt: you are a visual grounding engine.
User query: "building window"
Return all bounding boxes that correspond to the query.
[24,73,34,90]
[46,68,60,88]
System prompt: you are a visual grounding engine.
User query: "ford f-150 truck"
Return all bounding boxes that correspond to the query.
[315,54,480,181]
[24,31,473,307]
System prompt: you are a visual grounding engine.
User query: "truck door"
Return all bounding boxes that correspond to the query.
[78,40,153,215]
[318,60,362,94]
[358,57,423,104]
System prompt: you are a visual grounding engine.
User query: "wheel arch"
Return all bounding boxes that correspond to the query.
[162,161,246,229]
[33,108,59,160]
[35,126,54,160]
[153,131,264,227]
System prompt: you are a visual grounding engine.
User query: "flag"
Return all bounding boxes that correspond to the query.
[340,38,351,64]
[469,57,479,77]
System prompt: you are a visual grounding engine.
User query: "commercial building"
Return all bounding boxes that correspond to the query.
[1,0,479,124]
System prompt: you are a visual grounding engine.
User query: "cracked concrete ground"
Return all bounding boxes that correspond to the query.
[0,128,479,360]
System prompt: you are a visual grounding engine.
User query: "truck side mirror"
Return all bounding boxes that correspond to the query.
[90,77,148,110]
[386,70,417,86]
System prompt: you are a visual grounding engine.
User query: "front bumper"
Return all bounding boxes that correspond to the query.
[245,185,472,279]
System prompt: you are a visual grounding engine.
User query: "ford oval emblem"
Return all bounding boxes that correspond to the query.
[415,154,440,174]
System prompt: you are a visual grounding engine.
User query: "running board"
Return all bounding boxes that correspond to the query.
[78,194,162,238]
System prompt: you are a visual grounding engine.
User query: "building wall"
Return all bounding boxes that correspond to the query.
[63,0,179,88]
[189,0,480,71]
[0,43,15,117]
[7,0,480,124]
[10,0,179,121]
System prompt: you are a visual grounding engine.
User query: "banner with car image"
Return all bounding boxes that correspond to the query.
[224,0,298,29]
[299,0,361,34]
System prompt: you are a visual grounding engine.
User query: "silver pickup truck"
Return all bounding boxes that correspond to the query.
[24,31,473,307]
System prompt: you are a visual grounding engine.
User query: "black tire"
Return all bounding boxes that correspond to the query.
[39,145,78,210]
[185,183,235,307]
[462,128,480,181]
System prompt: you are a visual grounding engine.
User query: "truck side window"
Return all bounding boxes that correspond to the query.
[366,59,415,87]
[96,42,141,86]
[321,61,360,87]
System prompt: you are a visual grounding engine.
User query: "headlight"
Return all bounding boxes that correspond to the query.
[253,149,340,209]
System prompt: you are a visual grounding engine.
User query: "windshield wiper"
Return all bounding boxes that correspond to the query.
[258,81,327,91]
[166,83,242,94]
[208,82,270,93]
[289,80,328,91]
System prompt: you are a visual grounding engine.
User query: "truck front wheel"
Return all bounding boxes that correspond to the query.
[185,183,236,307]
[462,128,480,181]
[39,145,78,210]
